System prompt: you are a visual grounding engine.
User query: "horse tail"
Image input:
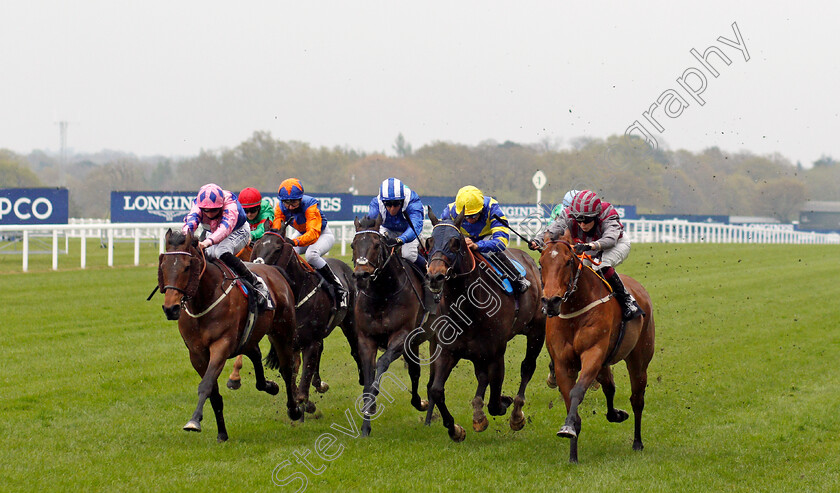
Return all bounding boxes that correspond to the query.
[264,344,281,371]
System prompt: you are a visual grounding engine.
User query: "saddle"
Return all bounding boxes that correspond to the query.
[213,260,260,354]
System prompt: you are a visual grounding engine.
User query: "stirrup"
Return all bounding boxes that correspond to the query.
[255,277,275,311]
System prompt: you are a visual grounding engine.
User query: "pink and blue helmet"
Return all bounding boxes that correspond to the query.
[196,184,225,209]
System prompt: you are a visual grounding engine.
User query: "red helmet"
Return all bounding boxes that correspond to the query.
[570,190,602,218]
[238,187,262,208]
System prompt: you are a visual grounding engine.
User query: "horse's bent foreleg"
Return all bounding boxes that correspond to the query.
[597,366,628,423]
[405,338,429,412]
[245,347,279,396]
[296,341,321,414]
[486,356,511,416]
[227,354,244,390]
[339,321,364,386]
[311,341,330,394]
[208,383,228,442]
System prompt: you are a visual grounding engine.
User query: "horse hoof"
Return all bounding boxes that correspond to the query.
[546,373,557,389]
[607,408,629,423]
[418,399,429,412]
[217,433,228,443]
[633,441,644,451]
[557,425,577,439]
[264,380,280,396]
[183,420,201,432]
[305,401,317,414]
[450,424,466,442]
[510,413,526,431]
[226,378,241,390]
[473,416,489,432]
[501,395,514,409]
[315,381,330,393]
[288,406,303,422]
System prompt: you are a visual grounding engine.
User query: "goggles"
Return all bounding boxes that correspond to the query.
[243,206,260,214]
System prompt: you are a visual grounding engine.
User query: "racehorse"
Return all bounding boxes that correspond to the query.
[539,228,655,463]
[157,229,301,441]
[351,215,430,437]
[237,229,362,416]
[424,207,545,441]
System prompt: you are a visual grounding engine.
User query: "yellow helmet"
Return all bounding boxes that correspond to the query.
[455,186,485,216]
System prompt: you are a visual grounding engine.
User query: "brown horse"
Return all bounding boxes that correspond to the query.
[158,229,302,441]
[539,229,655,463]
[424,208,545,441]
[240,230,361,415]
[351,216,430,437]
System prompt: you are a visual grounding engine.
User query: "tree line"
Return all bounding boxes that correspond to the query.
[3,131,837,221]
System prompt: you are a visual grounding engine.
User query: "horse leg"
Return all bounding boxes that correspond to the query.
[546,359,557,388]
[185,343,229,439]
[557,350,603,463]
[625,348,651,452]
[208,383,228,442]
[510,325,545,431]
[406,337,429,412]
[312,340,330,394]
[357,336,378,437]
[471,362,490,432]
[296,341,321,415]
[340,320,364,386]
[267,335,303,422]
[245,347,279,396]
[486,355,511,416]
[553,360,581,463]
[597,366,628,423]
[226,354,244,390]
[427,351,465,442]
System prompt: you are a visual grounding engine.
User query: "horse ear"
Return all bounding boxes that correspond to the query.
[560,227,573,242]
[428,206,439,226]
[374,215,383,230]
[354,217,361,231]
[454,207,466,229]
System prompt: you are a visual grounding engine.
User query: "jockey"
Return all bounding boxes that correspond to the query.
[535,189,643,321]
[182,183,273,311]
[238,187,274,244]
[550,189,581,221]
[441,185,531,294]
[272,178,348,309]
[367,177,427,272]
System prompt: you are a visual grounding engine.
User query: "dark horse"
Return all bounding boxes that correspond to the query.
[351,216,430,437]
[241,229,362,415]
[539,229,655,463]
[157,229,301,441]
[424,208,545,441]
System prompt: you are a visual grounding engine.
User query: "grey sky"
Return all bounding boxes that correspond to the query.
[1,1,837,167]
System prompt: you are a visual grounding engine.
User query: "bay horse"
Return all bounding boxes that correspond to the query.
[539,228,655,463]
[237,229,362,416]
[424,207,545,441]
[157,229,301,441]
[351,215,430,437]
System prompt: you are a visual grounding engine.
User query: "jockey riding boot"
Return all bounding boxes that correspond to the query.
[490,251,531,294]
[605,271,643,320]
[220,252,274,311]
[317,264,349,310]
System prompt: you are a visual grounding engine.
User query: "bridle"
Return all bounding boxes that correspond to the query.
[160,248,206,298]
[352,229,397,282]
[428,223,476,281]
[544,239,584,303]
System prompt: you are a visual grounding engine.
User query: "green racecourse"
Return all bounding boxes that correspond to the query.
[1,241,839,492]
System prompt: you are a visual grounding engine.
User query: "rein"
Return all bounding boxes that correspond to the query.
[544,239,613,316]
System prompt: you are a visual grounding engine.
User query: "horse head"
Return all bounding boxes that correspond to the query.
[251,230,293,266]
[351,215,389,290]
[426,206,467,293]
[538,228,581,317]
[158,229,205,320]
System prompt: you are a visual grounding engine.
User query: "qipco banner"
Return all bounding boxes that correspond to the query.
[112,191,197,223]
[0,188,69,225]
